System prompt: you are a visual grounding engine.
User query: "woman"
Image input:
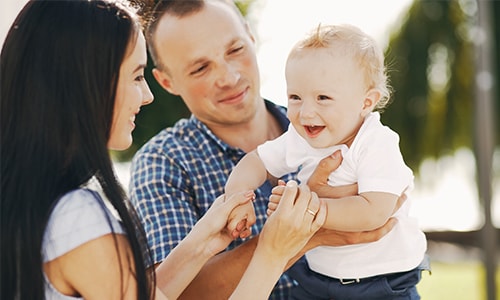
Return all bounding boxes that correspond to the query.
[0,1,326,299]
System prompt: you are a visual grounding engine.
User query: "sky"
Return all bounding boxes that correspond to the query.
[2,0,498,230]
[2,0,413,90]
[248,0,413,106]
[1,0,27,45]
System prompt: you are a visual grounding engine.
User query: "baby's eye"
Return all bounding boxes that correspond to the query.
[318,95,332,101]
[288,94,301,101]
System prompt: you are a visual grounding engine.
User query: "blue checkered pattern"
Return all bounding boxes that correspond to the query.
[129,100,297,299]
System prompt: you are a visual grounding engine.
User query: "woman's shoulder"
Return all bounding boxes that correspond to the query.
[42,188,124,263]
[51,188,102,214]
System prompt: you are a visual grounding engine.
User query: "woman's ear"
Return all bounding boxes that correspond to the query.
[361,89,381,116]
[152,68,179,95]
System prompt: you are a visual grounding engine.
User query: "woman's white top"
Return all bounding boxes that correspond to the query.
[42,188,124,299]
[257,112,427,278]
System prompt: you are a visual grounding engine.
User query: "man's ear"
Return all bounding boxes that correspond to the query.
[152,68,179,95]
[361,89,381,116]
[244,21,256,43]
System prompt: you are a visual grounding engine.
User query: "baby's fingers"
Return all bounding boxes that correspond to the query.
[268,183,284,216]
[266,201,278,216]
[271,180,286,196]
[235,218,247,232]
[238,227,252,239]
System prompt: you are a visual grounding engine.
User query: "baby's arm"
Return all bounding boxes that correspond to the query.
[269,187,398,232]
[267,180,359,216]
[225,150,270,238]
[322,192,398,231]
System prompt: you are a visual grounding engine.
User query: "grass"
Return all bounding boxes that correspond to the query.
[417,261,500,300]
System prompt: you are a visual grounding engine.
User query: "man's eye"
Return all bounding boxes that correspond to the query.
[135,75,145,81]
[190,65,207,75]
[229,46,243,54]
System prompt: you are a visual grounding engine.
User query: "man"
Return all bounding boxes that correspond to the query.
[130,1,398,298]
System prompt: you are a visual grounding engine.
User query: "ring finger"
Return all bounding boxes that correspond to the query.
[305,191,320,219]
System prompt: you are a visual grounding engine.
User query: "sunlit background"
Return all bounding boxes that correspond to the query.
[4,0,496,230]
[247,0,498,233]
[2,0,499,299]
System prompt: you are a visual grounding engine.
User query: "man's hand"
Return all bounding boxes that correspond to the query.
[284,218,398,270]
[307,150,342,191]
[307,149,407,212]
[307,218,398,249]
[307,150,358,198]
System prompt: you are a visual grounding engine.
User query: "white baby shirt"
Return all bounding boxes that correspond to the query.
[257,112,427,278]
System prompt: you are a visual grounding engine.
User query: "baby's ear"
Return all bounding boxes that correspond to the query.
[361,89,381,116]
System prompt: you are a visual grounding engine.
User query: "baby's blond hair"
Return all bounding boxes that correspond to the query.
[288,24,392,111]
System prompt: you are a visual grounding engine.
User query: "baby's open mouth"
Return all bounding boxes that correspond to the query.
[304,125,325,136]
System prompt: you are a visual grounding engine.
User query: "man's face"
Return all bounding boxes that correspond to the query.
[153,1,261,128]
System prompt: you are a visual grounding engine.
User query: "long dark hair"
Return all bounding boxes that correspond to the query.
[1,0,154,299]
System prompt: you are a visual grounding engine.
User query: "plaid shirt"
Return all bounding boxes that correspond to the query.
[129,100,297,299]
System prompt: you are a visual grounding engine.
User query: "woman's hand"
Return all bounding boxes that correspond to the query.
[156,191,254,300]
[260,180,326,262]
[230,181,326,300]
[192,191,255,256]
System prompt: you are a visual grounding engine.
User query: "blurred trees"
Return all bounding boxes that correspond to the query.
[382,0,498,172]
[117,0,499,170]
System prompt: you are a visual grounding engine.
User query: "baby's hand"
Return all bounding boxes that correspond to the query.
[267,180,286,216]
[226,191,256,239]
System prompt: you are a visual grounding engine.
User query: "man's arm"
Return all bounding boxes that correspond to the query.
[178,236,259,299]
[284,218,398,270]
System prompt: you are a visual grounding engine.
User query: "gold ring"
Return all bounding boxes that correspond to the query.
[306,208,316,216]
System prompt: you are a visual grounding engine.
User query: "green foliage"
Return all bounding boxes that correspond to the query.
[383,0,499,172]
[116,0,499,169]
[383,0,476,171]
[234,0,253,15]
[416,261,500,300]
[113,54,190,161]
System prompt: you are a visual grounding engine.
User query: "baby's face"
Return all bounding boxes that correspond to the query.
[285,47,371,149]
